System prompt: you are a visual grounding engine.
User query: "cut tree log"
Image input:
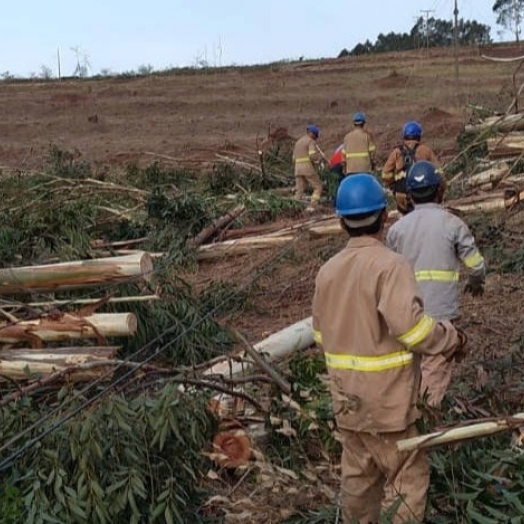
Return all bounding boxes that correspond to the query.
[0,294,159,309]
[191,205,246,247]
[203,317,314,378]
[0,313,137,346]
[0,252,153,294]
[0,346,120,381]
[465,113,524,133]
[446,190,524,213]
[487,134,524,158]
[465,162,509,189]
[397,412,524,452]
[197,236,295,260]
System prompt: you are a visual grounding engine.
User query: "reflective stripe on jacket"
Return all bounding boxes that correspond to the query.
[293,135,319,176]
[381,141,439,184]
[341,128,376,174]
[386,203,486,320]
[312,237,458,433]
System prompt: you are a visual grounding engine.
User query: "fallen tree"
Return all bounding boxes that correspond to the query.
[0,312,137,346]
[0,252,153,294]
[0,346,120,381]
[397,412,524,452]
[203,316,314,378]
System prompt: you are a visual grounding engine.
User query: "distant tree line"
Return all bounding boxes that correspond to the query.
[339,17,492,57]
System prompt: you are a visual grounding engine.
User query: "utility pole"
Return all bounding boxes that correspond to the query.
[420,9,435,51]
[57,47,61,80]
[453,0,459,87]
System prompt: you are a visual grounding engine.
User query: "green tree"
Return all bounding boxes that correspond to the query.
[493,0,524,43]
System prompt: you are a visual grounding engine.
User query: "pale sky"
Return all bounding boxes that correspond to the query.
[0,1,503,78]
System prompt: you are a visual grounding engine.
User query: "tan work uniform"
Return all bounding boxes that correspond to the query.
[382,141,439,213]
[293,134,322,202]
[313,237,459,523]
[342,127,376,175]
[387,203,485,407]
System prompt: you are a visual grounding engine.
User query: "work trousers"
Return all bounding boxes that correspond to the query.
[294,173,322,202]
[420,353,454,408]
[339,425,429,523]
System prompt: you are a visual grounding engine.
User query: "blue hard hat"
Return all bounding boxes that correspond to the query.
[336,174,387,217]
[307,125,319,137]
[353,112,366,123]
[403,121,423,140]
[406,161,441,191]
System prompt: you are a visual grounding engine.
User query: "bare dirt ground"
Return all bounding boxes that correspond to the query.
[0,45,517,173]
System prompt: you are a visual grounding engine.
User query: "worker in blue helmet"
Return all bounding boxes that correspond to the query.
[386,161,485,409]
[382,120,439,214]
[292,124,324,205]
[313,173,463,523]
[340,112,376,181]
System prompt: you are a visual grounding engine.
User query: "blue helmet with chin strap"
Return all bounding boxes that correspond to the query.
[403,121,422,140]
[353,112,366,124]
[307,125,319,138]
[336,173,387,217]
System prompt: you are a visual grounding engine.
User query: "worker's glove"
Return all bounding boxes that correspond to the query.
[464,278,484,297]
[453,328,468,363]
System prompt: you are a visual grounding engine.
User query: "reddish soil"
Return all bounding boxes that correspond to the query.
[0,45,518,173]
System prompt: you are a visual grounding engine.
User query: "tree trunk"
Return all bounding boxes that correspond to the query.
[0,313,137,346]
[197,236,294,260]
[203,317,314,378]
[0,346,120,381]
[397,413,524,452]
[487,134,524,158]
[0,252,153,294]
[191,206,246,247]
[465,113,524,133]
[465,162,509,189]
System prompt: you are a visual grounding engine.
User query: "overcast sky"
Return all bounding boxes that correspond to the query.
[0,0,503,77]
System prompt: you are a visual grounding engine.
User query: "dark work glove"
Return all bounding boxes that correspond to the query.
[464,279,484,297]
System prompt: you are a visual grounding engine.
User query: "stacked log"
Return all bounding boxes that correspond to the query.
[0,252,153,382]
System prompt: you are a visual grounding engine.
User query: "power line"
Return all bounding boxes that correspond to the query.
[0,233,303,472]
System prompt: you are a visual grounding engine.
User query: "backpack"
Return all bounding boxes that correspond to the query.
[399,142,420,174]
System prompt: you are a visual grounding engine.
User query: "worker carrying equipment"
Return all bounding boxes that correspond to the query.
[382,121,439,215]
[313,173,462,523]
[293,125,323,204]
[386,161,486,408]
[341,111,376,179]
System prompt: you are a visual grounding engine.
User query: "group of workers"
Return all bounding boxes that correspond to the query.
[303,114,486,522]
[292,113,438,215]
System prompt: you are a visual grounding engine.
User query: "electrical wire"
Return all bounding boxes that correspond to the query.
[0,233,303,472]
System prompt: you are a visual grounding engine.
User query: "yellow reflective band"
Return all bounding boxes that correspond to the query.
[415,270,459,282]
[295,157,311,163]
[382,171,394,180]
[312,329,322,345]
[394,171,407,181]
[397,315,435,349]
[308,149,317,156]
[463,251,484,269]
[345,152,369,158]
[324,350,413,372]
[369,145,376,152]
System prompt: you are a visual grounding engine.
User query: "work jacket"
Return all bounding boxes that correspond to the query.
[293,135,320,176]
[386,203,486,320]
[382,140,439,189]
[312,237,458,433]
[342,127,376,174]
